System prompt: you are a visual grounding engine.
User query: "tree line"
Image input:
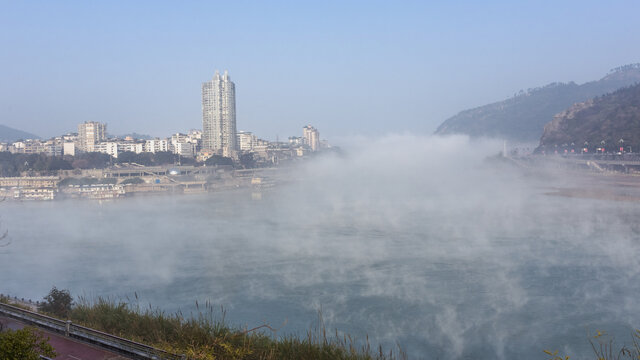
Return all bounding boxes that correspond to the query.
[0,151,259,177]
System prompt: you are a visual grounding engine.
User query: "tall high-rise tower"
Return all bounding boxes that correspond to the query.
[77,121,107,152]
[202,70,237,157]
[303,125,320,152]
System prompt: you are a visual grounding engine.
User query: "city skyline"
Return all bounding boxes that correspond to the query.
[1,2,639,142]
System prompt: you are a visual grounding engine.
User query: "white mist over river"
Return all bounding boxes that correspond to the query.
[3,135,640,359]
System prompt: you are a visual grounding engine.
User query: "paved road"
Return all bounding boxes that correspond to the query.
[1,316,130,360]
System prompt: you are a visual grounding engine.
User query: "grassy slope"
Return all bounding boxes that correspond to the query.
[66,297,404,360]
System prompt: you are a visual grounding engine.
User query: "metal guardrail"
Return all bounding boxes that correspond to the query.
[0,302,184,360]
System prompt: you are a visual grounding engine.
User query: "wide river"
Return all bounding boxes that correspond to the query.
[2,137,640,359]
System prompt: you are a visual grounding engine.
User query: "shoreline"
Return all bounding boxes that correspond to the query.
[500,154,640,202]
[0,165,285,202]
[545,170,640,202]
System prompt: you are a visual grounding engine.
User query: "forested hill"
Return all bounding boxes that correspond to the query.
[434,64,640,142]
[0,124,39,142]
[539,83,640,151]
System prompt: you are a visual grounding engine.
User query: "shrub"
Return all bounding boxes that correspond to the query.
[39,286,73,318]
[121,177,145,185]
[0,327,56,360]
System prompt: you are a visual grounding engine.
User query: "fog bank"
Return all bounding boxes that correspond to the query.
[2,135,640,359]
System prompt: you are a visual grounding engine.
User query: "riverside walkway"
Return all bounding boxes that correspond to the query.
[0,300,183,360]
[511,153,640,174]
[1,315,128,360]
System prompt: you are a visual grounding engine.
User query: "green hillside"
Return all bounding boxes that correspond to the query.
[434,64,640,141]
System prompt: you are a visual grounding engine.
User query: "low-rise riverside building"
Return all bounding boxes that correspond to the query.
[0,176,59,201]
[0,187,56,200]
[12,187,56,200]
[237,131,257,152]
[60,183,126,200]
[93,140,145,158]
[7,139,63,156]
[0,176,59,188]
[170,133,197,157]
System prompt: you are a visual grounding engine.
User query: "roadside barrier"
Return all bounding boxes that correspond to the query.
[0,302,184,360]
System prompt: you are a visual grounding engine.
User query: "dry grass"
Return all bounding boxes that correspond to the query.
[67,296,405,360]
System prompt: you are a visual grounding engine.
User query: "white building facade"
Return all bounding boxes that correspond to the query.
[237,131,257,152]
[144,139,170,153]
[170,133,196,157]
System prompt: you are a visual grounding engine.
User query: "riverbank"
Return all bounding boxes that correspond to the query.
[498,154,640,202]
[540,172,640,202]
[0,165,285,201]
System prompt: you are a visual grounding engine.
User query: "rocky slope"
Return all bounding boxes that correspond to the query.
[539,83,640,151]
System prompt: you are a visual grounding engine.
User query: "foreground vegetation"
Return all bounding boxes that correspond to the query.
[69,298,402,360]
[0,326,57,360]
[10,289,640,359]
[545,330,640,360]
[28,288,403,360]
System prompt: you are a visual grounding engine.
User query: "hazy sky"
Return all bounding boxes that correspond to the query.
[1,0,639,141]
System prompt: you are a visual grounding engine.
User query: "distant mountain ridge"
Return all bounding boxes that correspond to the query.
[434,64,640,142]
[539,83,640,151]
[0,124,40,143]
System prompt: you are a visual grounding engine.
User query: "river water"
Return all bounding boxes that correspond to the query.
[2,136,640,359]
